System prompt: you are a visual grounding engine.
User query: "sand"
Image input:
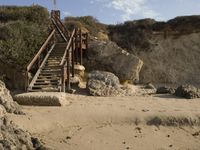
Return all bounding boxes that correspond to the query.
[8,94,200,150]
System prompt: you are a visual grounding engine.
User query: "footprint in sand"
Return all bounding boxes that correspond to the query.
[129,108,135,111]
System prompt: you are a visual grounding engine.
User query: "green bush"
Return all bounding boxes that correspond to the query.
[0,21,48,67]
[0,5,49,68]
[64,16,107,36]
[0,5,49,25]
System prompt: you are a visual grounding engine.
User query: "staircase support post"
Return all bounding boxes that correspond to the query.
[75,28,78,64]
[79,29,83,65]
[62,65,66,92]
[66,49,71,92]
[25,71,29,92]
[71,37,75,77]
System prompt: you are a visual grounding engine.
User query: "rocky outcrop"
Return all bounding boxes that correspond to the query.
[0,80,23,114]
[175,85,200,99]
[0,80,49,150]
[86,41,143,83]
[0,117,50,150]
[87,71,134,96]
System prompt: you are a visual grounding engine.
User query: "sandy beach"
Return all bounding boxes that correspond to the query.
[8,94,200,150]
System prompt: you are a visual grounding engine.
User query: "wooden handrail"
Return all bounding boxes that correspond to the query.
[60,29,76,66]
[27,29,56,71]
[52,14,69,39]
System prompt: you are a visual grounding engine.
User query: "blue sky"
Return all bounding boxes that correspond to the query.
[1,0,200,24]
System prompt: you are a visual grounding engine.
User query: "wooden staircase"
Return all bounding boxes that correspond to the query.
[25,10,88,92]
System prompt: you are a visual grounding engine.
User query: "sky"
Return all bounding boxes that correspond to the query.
[1,0,200,24]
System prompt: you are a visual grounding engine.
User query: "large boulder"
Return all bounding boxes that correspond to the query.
[86,40,143,83]
[175,84,200,99]
[0,80,23,114]
[87,71,133,96]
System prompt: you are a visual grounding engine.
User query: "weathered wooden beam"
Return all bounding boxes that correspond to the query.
[66,49,71,91]
[79,29,83,65]
[71,37,75,77]
[62,64,66,92]
[86,32,88,50]
[75,28,79,64]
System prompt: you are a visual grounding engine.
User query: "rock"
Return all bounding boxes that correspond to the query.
[174,84,200,99]
[157,86,175,94]
[14,92,71,106]
[87,71,132,96]
[0,80,23,114]
[0,105,6,117]
[144,83,156,90]
[87,41,143,83]
[0,117,51,150]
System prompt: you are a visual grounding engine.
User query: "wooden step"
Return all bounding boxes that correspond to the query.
[38,74,60,77]
[32,85,59,89]
[41,71,61,74]
[37,78,60,81]
[34,82,58,86]
[46,63,60,65]
[42,69,61,71]
[47,60,61,62]
[36,79,60,82]
[28,89,60,92]
[43,66,61,70]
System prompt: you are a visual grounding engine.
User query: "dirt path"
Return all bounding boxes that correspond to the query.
[8,94,200,150]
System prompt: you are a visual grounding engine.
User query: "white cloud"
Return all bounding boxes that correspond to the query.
[91,0,161,21]
[63,11,71,16]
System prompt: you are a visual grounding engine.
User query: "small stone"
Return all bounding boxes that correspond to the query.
[145,83,156,90]
[192,131,200,137]
[66,136,72,140]
[142,109,149,112]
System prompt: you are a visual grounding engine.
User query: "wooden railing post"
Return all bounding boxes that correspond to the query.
[38,56,41,68]
[75,28,78,64]
[79,29,83,65]
[25,71,29,92]
[86,32,88,50]
[71,37,75,77]
[66,49,71,91]
[62,64,66,92]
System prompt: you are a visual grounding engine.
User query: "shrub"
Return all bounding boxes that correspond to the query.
[0,21,48,67]
[64,16,107,37]
[0,5,49,68]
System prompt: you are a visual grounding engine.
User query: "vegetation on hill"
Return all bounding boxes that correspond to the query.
[108,19,155,54]
[64,16,108,40]
[0,5,49,68]
[108,16,200,54]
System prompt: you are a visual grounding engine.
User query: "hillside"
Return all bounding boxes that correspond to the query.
[0,5,200,88]
[108,16,200,85]
[69,15,200,85]
[64,16,109,40]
